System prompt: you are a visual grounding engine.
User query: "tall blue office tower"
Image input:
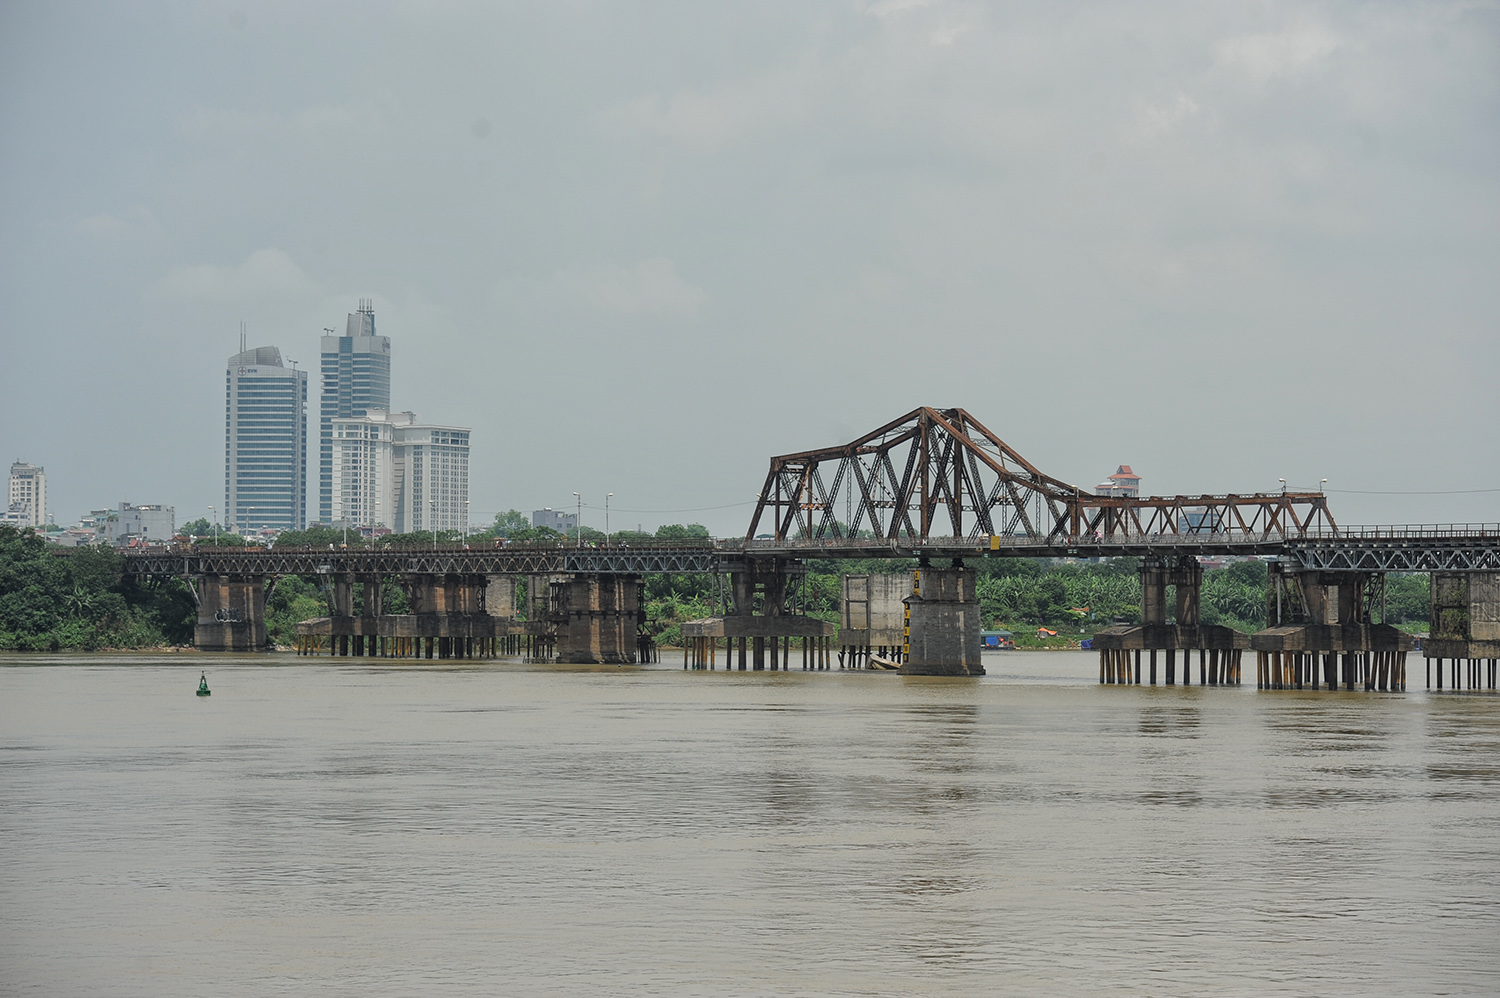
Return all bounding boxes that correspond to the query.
[319,300,391,524]
[226,345,308,533]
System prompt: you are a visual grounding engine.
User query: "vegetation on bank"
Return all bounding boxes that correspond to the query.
[0,525,195,650]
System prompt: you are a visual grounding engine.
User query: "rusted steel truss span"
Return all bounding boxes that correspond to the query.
[745,406,1338,545]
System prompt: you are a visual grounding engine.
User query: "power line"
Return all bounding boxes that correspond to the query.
[468,500,757,518]
[1326,487,1500,496]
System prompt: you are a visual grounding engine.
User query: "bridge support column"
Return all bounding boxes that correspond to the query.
[555,574,641,664]
[195,574,268,651]
[900,567,984,676]
[1425,573,1500,687]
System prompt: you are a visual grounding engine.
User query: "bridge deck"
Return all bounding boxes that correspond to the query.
[117,526,1500,577]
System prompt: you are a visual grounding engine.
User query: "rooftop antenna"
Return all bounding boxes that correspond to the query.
[239,321,246,354]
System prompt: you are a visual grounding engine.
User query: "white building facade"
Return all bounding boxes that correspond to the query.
[94,503,176,545]
[5,462,46,527]
[330,412,396,529]
[395,420,470,534]
[329,410,469,534]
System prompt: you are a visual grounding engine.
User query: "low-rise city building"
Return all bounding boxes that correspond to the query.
[532,508,578,534]
[91,503,177,545]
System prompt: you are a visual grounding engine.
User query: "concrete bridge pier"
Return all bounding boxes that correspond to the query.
[553,574,642,664]
[900,564,984,676]
[194,573,269,651]
[839,573,910,669]
[1424,572,1500,691]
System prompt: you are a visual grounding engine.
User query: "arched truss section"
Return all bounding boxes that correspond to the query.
[745,407,1338,544]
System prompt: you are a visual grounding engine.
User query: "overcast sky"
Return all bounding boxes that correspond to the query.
[1,1,1495,535]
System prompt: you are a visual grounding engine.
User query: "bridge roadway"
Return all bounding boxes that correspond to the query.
[120,526,1500,578]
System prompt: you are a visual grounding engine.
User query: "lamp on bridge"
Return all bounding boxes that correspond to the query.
[1279,478,1286,494]
[606,493,613,545]
[573,492,581,549]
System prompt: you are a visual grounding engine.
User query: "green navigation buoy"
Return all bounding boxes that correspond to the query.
[196,672,211,697]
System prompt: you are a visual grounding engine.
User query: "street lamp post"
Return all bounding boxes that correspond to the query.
[605,493,613,545]
[430,500,437,553]
[573,492,581,548]
[463,499,470,546]
[209,506,217,545]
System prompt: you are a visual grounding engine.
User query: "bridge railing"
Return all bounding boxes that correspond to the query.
[1313,524,1500,539]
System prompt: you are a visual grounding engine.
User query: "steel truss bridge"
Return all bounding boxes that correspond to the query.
[120,406,1498,579]
[119,529,1500,581]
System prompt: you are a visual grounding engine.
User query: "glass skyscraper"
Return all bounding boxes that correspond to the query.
[225,345,308,533]
[319,300,391,524]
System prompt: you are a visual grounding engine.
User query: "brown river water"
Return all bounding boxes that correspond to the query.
[3,650,1499,996]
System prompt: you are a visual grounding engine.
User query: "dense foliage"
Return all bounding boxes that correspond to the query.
[0,526,196,650]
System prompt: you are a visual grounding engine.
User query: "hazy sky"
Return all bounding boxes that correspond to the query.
[1,1,1496,534]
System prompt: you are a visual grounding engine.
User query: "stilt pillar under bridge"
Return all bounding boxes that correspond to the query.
[194,573,268,652]
[680,557,836,671]
[1251,565,1413,691]
[1093,555,1247,686]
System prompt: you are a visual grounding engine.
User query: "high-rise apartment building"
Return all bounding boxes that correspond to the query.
[330,411,397,529]
[226,345,308,533]
[329,410,469,533]
[320,300,391,524]
[5,461,46,527]
[394,419,470,534]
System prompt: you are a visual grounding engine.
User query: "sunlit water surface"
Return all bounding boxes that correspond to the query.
[4,651,1499,996]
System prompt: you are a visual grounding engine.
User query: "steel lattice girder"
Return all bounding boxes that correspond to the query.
[120,545,726,578]
[1283,540,1500,573]
[119,537,1500,579]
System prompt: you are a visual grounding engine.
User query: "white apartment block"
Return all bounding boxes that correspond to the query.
[395,420,470,534]
[5,462,46,527]
[330,413,397,529]
[330,410,470,534]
